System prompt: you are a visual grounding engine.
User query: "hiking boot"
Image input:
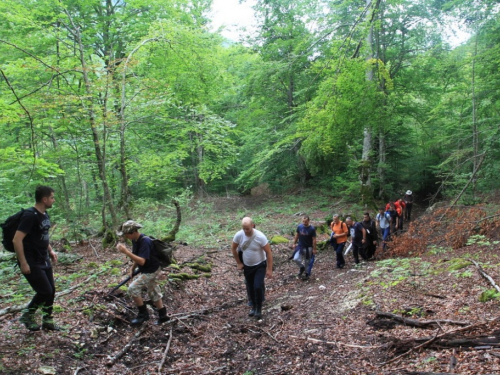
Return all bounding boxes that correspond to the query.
[254,305,262,319]
[131,305,150,325]
[297,266,305,277]
[42,318,62,331]
[248,308,256,317]
[156,307,170,325]
[19,310,40,332]
[302,273,310,281]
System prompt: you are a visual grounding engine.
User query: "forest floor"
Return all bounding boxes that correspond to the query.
[2,194,500,375]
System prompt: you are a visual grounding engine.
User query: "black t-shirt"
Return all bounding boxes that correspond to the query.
[362,219,378,242]
[132,234,160,274]
[17,207,51,264]
[349,222,365,245]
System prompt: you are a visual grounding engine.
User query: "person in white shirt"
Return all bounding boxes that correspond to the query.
[231,217,273,319]
[376,207,391,251]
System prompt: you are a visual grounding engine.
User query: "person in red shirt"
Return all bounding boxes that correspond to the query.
[396,199,406,232]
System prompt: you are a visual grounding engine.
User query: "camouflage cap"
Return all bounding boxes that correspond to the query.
[117,220,143,235]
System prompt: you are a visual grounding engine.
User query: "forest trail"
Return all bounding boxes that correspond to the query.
[1,198,500,374]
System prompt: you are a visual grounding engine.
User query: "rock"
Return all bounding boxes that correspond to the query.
[270,236,289,245]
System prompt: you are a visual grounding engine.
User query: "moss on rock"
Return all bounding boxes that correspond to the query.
[270,236,289,245]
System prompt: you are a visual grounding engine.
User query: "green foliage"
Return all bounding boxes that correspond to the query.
[467,234,499,247]
[0,0,498,228]
[447,259,472,271]
[479,288,500,302]
[427,245,450,255]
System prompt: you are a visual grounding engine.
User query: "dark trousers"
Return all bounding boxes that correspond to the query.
[333,242,346,268]
[405,203,413,221]
[364,242,377,259]
[23,262,55,317]
[240,252,265,303]
[352,242,367,263]
[243,261,267,308]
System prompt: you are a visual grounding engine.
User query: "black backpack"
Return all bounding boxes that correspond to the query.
[1,208,37,252]
[147,236,174,268]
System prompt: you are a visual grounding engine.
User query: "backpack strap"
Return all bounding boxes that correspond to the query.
[240,232,257,251]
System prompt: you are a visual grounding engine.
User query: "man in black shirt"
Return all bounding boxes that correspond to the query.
[361,212,378,260]
[13,186,59,331]
[345,217,367,265]
[116,220,169,325]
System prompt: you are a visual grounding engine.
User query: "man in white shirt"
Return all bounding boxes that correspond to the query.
[376,207,391,251]
[231,217,273,319]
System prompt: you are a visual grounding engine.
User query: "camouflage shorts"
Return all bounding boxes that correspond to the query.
[128,268,163,302]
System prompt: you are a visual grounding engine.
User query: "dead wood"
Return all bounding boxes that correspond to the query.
[157,327,173,373]
[106,324,148,367]
[375,311,469,328]
[290,335,381,349]
[470,259,500,293]
[382,317,500,364]
[163,199,181,242]
[74,367,87,375]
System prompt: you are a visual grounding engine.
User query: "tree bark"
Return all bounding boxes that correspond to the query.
[63,9,118,229]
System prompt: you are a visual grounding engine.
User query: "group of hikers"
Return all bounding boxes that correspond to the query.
[10,185,414,330]
[231,190,414,319]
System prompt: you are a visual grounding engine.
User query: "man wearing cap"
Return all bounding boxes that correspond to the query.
[404,190,413,221]
[116,220,169,325]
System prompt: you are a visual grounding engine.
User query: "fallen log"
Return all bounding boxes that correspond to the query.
[374,311,469,328]
[381,316,500,364]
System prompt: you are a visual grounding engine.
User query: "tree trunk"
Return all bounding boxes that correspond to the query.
[64,10,118,230]
[378,131,386,199]
[359,0,376,205]
[471,34,479,199]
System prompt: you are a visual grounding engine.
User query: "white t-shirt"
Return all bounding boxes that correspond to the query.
[233,229,268,267]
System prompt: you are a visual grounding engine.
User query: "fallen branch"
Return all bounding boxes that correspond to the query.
[381,316,500,365]
[470,259,500,294]
[158,327,173,374]
[248,324,280,343]
[383,328,441,365]
[56,269,108,298]
[74,366,87,375]
[290,335,380,349]
[375,311,469,328]
[106,325,148,366]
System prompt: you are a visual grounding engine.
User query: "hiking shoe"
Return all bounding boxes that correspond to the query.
[297,266,305,277]
[248,308,256,317]
[42,321,63,331]
[254,306,262,319]
[131,305,150,325]
[19,311,40,332]
[302,273,310,281]
[156,307,170,325]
